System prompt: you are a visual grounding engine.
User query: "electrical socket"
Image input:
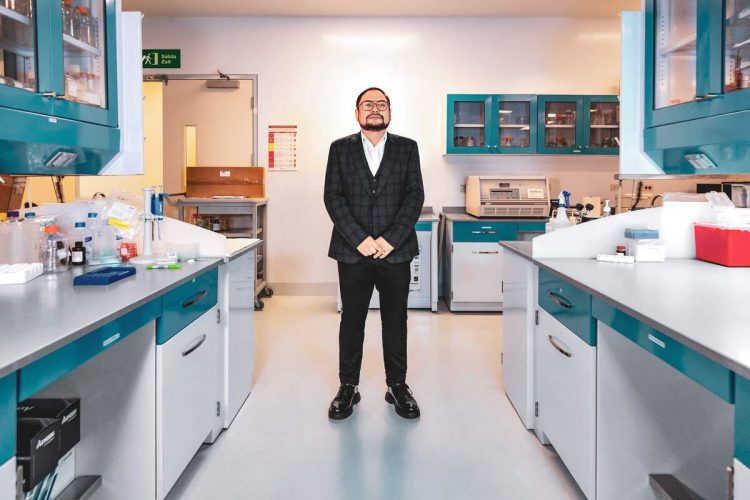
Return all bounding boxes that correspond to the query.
[644,184,653,191]
[460,184,466,193]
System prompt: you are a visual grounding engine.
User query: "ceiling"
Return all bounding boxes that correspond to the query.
[123,0,640,17]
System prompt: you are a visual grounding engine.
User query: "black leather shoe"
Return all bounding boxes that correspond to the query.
[328,384,361,420]
[385,383,420,419]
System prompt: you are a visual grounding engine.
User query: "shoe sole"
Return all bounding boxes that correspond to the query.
[385,392,420,419]
[328,392,361,420]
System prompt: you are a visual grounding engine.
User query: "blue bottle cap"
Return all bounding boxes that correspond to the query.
[87,212,98,218]
[75,222,86,228]
[24,212,35,218]
[7,210,19,218]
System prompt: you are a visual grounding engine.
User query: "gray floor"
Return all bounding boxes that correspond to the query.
[168,296,585,500]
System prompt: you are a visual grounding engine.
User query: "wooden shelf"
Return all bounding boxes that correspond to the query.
[63,34,101,56]
[659,32,697,56]
[0,5,31,25]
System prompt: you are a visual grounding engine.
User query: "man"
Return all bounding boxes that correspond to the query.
[324,87,425,420]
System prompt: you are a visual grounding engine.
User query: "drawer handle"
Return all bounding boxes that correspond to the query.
[548,335,572,358]
[547,291,573,309]
[182,334,207,357]
[647,334,666,349]
[472,251,499,254]
[471,230,497,235]
[182,290,209,309]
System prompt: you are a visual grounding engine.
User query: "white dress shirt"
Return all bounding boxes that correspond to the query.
[361,131,387,177]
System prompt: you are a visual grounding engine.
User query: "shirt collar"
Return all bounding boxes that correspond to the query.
[361,131,387,148]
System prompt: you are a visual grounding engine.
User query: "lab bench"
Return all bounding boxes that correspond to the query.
[176,197,271,310]
[441,207,547,312]
[500,242,750,499]
[0,239,262,500]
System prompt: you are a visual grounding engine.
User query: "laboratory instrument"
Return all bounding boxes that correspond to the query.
[465,176,550,218]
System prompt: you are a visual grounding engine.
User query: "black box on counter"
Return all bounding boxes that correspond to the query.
[16,417,61,492]
[18,398,81,456]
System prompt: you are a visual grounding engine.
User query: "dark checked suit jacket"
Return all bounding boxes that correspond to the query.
[324,132,425,264]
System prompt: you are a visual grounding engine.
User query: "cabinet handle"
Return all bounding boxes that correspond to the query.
[182,290,208,308]
[182,334,207,357]
[696,93,723,101]
[42,92,58,98]
[548,335,572,358]
[471,230,497,235]
[547,291,573,309]
[472,251,499,254]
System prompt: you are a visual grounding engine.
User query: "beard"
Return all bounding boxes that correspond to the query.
[361,114,390,131]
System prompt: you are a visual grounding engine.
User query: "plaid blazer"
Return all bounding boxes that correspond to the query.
[324,132,425,264]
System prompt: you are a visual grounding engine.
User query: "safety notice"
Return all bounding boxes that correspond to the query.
[268,125,298,171]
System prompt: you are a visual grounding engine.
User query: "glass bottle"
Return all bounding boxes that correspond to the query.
[77,6,92,45]
[72,5,83,42]
[64,64,80,101]
[62,0,75,37]
[40,225,70,273]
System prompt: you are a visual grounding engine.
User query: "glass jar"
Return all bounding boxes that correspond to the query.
[72,5,83,42]
[62,0,75,37]
[40,225,70,273]
[77,6,93,45]
[64,64,80,101]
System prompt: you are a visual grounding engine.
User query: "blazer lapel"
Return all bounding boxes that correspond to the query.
[374,135,397,199]
[350,134,373,197]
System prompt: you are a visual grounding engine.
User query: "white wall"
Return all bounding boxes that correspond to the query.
[142,16,624,289]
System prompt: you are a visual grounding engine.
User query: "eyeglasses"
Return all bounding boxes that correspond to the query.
[359,100,390,111]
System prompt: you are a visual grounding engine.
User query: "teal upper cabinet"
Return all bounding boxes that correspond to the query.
[447,94,492,154]
[537,95,584,154]
[644,0,750,174]
[446,94,616,155]
[494,94,537,154]
[0,0,121,174]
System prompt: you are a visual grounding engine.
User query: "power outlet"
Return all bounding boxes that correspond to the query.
[460,184,466,193]
[644,184,653,191]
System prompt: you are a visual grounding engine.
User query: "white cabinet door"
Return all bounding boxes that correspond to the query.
[0,458,14,500]
[226,251,255,427]
[451,242,503,303]
[736,459,750,500]
[157,307,219,499]
[502,252,536,429]
[536,308,596,499]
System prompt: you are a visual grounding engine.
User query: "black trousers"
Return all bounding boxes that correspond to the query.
[338,258,411,387]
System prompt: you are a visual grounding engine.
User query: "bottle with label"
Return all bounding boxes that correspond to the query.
[40,225,70,273]
[71,241,86,265]
[71,221,94,259]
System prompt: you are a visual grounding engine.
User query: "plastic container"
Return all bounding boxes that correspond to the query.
[40,225,70,273]
[694,224,750,267]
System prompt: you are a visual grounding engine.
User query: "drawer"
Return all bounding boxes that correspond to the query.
[157,307,218,499]
[158,268,218,345]
[517,222,546,233]
[536,308,596,499]
[452,221,517,243]
[538,269,595,345]
[0,374,16,464]
[19,300,161,401]
[737,377,750,468]
[593,298,734,403]
[194,205,253,215]
[415,221,432,232]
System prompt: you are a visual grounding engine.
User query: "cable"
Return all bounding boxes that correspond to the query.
[630,181,643,211]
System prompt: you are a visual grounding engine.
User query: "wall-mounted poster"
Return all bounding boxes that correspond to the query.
[268,125,298,171]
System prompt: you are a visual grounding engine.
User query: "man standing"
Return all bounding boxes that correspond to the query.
[324,87,425,420]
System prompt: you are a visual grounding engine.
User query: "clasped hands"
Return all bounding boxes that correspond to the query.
[357,236,394,259]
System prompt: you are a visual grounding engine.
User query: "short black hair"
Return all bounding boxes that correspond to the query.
[356,87,390,108]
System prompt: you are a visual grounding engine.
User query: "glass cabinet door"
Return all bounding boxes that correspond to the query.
[654,0,698,109]
[537,96,583,154]
[725,0,750,94]
[494,95,536,154]
[584,97,620,154]
[0,0,52,114]
[446,95,491,154]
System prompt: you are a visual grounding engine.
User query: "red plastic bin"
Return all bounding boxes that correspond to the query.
[694,223,750,267]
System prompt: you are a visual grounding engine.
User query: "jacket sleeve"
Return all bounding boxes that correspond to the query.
[323,142,369,249]
[382,142,425,249]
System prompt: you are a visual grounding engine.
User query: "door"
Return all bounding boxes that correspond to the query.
[451,242,503,303]
[50,0,118,126]
[446,94,492,154]
[536,308,596,499]
[162,77,255,218]
[537,95,584,154]
[0,0,53,114]
[494,95,537,154]
[583,95,620,155]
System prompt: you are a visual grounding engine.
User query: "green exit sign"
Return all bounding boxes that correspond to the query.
[142,49,181,69]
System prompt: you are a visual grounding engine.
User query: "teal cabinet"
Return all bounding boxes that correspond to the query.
[537,95,620,155]
[494,95,537,154]
[0,0,121,174]
[446,94,492,154]
[644,0,750,174]
[583,96,620,154]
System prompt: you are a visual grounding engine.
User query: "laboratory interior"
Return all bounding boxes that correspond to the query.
[1,0,750,498]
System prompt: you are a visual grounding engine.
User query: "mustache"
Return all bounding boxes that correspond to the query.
[367,114,383,119]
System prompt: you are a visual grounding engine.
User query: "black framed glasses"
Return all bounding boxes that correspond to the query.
[359,100,390,111]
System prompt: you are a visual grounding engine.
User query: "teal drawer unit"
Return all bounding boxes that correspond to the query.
[538,269,595,345]
[18,300,160,401]
[452,222,518,243]
[736,376,750,467]
[0,373,16,464]
[157,268,219,345]
[415,222,432,232]
[592,298,734,403]
[517,222,546,233]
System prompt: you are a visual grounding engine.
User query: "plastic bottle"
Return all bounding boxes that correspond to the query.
[603,200,612,217]
[40,225,70,273]
[91,224,117,264]
[72,221,94,260]
[553,192,571,230]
